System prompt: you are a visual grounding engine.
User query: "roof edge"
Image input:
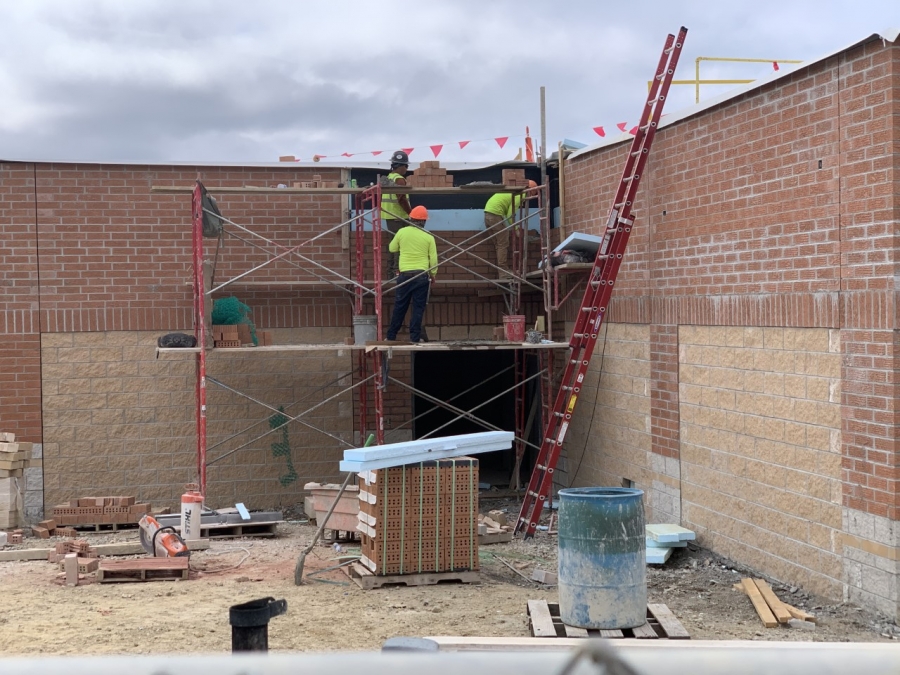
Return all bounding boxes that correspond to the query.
[568,27,900,161]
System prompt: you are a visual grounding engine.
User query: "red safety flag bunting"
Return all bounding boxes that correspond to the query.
[458,140,470,149]
[402,147,414,155]
[495,136,508,149]
[593,126,606,137]
[430,144,443,157]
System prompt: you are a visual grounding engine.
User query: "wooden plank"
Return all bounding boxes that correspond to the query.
[478,531,513,545]
[753,579,792,624]
[783,602,818,624]
[527,600,558,637]
[599,629,625,638]
[0,538,209,562]
[97,556,189,583]
[631,622,659,639]
[647,604,692,639]
[740,578,778,628]
[563,624,589,638]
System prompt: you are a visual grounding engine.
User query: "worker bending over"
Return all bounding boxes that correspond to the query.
[381,150,413,277]
[483,180,537,278]
[386,206,437,344]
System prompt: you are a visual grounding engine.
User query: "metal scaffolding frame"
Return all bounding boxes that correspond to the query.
[158,179,567,499]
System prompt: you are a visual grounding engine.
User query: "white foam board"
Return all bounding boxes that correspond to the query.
[339,431,514,472]
[646,524,696,543]
[646,537,688,549]
[538,231,603,268]
[646,546,673,565]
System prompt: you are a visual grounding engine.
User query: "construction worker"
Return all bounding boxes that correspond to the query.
[483,180,537,278]
[382,150,413,277]
[386,206,437,344]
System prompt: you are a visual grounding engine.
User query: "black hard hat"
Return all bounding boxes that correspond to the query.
[390,150,409,166]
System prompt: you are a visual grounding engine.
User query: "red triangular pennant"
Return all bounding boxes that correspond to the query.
[372,150,383,156]
[592,126,606,137]
[402,147,414,155]
[773,62,780,71]
[495,136,508,149]
[629,126,638,135]
[616,122,627,132]
[341,152,353,157]
[430,144,443,157]
[458,140,470,149]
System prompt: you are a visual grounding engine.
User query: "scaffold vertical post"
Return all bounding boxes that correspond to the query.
[191,182,208,498]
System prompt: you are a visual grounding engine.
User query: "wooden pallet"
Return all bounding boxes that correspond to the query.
[199,521,279,539]
[527,600,690,639]
[342,561,479,590]
[97,557,190,583]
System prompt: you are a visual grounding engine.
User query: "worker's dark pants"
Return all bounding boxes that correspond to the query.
[387,272,430,342]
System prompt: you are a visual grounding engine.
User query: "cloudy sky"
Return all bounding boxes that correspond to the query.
[0,1,897,164]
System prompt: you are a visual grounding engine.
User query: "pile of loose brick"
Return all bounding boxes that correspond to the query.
[51,496,150,528]
[50,539,98,573]
[1,431,33,530]
[211,324,274,348]
[357,457,479,576]
[30,517,79,539]
[406,161,454,188]
[292,175,340,189]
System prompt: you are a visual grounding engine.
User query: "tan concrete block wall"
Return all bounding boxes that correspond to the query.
[563,323,663,518]
[680,326,843,597]
[41,328,353,511]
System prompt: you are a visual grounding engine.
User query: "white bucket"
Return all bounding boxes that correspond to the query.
[353,315,377,344]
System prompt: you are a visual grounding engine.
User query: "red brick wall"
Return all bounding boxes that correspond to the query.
[563,38,899,520]
[0,163,42,441]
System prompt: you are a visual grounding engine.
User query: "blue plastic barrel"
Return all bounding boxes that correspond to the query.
[557,487,646,629]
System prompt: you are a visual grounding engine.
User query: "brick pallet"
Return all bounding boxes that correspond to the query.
[527,600,690,639]
[356,457,479,578]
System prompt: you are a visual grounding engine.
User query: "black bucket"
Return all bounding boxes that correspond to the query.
[228,597,287,652]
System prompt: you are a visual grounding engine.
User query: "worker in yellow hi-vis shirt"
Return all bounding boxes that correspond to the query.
[483,180,537,278]
[386,206,437,344]
[381,150,413,278]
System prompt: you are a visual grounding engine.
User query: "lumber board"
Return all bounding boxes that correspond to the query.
[753,578,792,624]
[339,432,513,471]
[97,556,189,583]
[425,637,897,651]
[562,624,589,638]
[740,578,778,628]
[783,602,818,624]
[343,561,478,589]
[631,622,660,639]
[599,629,625,638]
[527,600,558,637]
[647,604,691,639]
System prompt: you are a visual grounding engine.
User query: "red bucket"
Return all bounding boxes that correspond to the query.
[503,315,526,342]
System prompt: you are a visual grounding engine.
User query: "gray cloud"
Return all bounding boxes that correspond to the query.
[0,0,897,162]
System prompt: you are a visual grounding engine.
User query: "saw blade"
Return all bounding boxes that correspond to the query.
[138,521,154,555]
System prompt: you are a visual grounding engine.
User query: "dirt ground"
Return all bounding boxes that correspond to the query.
[1,502,898,655]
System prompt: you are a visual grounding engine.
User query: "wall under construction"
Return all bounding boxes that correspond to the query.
[562,36,899,617]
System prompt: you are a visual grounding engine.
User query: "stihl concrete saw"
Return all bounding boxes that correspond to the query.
[139,514,190,557]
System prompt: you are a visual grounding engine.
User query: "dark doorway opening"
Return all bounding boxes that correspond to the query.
[412,351,540,488]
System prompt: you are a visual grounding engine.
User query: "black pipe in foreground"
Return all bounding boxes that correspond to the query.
[228,597,287,652]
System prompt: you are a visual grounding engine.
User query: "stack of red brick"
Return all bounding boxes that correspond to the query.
[407,161,454,188]
[211,324,274,348]
[502,168,528,187]
[356,457,479,575]
[52,496,150,526]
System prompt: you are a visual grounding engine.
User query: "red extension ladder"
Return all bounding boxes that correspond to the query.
[516,27,688,538]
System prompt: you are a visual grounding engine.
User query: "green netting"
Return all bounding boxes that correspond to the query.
[211,296,258,345]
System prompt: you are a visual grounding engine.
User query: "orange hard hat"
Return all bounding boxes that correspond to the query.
[409,205,429,220]
[527,180,538,189]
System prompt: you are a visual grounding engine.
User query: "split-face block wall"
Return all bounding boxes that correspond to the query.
[562,37,900,618]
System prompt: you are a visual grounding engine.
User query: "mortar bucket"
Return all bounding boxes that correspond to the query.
[503,315,526,342]
[352,315,377,344]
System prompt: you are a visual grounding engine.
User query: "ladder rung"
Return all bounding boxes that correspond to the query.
[622,176,634,183]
